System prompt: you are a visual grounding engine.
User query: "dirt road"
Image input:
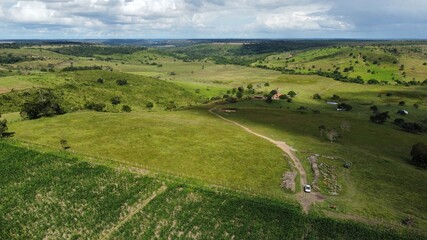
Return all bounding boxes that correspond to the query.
[209,108,324,212]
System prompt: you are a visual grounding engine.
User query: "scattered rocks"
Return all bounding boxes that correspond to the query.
[281,171,297,192]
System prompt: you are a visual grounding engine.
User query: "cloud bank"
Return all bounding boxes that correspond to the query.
[0,0,425,39]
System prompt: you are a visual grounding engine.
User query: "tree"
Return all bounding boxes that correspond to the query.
[146,102,154,109]
[288,90,296,98]
[264,82,270,87]
[237,86,244,93]
[326,129,339,143]
[410,143,427,168]
[97,78,104,84]
[236,91,243,99]
[399,101,405,106]
[247,83,253,89]
[20,89,65,120]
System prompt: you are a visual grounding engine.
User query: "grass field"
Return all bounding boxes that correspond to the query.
[8,110,291,201]
[0,141,421,239]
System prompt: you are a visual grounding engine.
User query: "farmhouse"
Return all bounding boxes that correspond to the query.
[272,93,283,100]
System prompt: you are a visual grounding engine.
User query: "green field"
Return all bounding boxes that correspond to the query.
[8,110,291,200]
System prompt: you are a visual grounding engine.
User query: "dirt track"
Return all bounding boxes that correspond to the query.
[209,108,324,212]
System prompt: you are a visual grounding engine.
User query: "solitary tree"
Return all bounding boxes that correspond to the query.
[288,90,297,98]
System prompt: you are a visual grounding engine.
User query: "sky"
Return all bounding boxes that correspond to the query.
[0,0,426,39]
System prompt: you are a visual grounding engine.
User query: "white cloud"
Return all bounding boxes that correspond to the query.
[0,0,425,38]
[257,4,352,31]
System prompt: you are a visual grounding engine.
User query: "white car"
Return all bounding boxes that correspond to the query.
[304,185,312,193]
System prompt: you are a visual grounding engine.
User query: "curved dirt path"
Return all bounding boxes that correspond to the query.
[209,108,324,212]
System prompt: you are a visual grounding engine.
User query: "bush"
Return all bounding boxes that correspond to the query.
[312,93,322,100]
[85,102,106,112]
[0,119,7,137]
[288,90,297,98]
[146,102,154,109]
[116,79,128,86]
[97,78,104,84]
[264,82,270,87]
[394,118,405,127]
[337,103,352,111]
[367,79,379,85]
[331,94,340,100]
[410,143,427,168]
[370,111,390,124]
[122,105,132,112]
[399,101,405,106]
[111,96,121,105]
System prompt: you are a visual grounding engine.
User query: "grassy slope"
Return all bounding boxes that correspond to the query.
[213,73,427,229]
[0,141,420,239]
[0,70,204,113]
[259,45,427,82]
[9,110,290,200]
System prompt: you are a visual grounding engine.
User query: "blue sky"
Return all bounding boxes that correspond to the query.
[0,0,426,39]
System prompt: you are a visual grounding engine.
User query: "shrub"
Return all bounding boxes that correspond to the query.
[367,79,379,85]
[236,91,243,99]
[337,103,352,111]
[122,105,132,112]
[399,101,405,106]
[97,78,104,84]
[288,90,297,98]
[312,93,322,100]
[116,79,128,86]
[0,119,7,137]
[111,96,121,105]
[146,102,154,109]
[226,97,237,103]
[394,118,405,127]
[264,82,270,86]
[85,102,106,112]
[331,94,340,100]
[410,143,427,168]
[247,83,253,89]
[370,111,390,124]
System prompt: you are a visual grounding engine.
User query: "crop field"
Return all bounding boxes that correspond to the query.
[0,141,420,239]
